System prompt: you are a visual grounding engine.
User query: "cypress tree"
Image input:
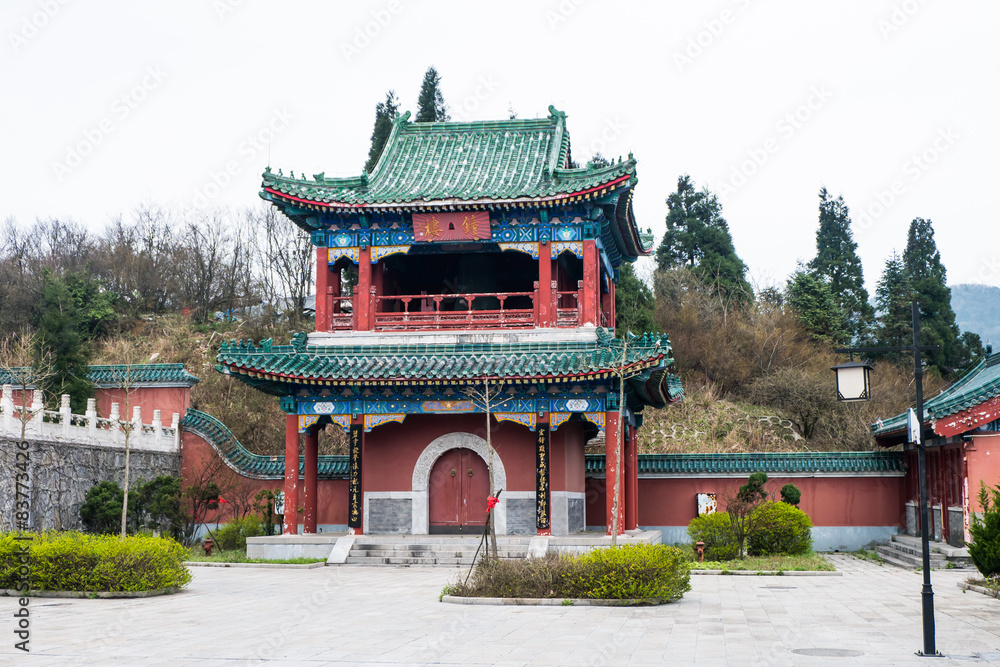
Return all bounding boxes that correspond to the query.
[415,67,449,123]
[656,175,752,303]
[902,217,963,375]
[364,90,399,173]
[807,188,873,340]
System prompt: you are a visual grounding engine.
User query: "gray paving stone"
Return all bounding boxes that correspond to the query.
[2,554,998,664]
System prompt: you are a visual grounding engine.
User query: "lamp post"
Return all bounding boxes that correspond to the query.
[832,301,940,658]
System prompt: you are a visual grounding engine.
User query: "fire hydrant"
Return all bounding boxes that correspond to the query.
[202,538,214,557]
[696,541,705,563]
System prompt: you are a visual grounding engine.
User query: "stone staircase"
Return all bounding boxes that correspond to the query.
[342,535,533,567]
[876,534,974,570]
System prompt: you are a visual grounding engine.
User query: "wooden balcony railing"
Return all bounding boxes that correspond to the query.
[374,292,535,330]
[324,286,585,332]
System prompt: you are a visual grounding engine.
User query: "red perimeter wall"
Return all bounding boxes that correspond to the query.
[585,475,905,528]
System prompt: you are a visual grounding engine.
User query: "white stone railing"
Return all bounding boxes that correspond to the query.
[0,385,180,453]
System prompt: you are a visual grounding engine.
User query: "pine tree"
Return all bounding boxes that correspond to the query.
[786,270,849,345]
[415,67,449,123]
[902,217,963,375]
[655,175,752,303]
[807,188,873,340]
[873,251,914,355]
[614,263,658,334]
[34,272,93,412]
[364,91,399,173]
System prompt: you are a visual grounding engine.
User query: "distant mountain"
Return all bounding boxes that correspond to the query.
[951,283,1000,348]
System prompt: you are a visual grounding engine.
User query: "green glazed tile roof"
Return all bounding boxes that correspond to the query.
[181,409,347,480]
[585,451,905,476]
[873,352,1000,437]
[0,363,199,388]
[217,329,682,409]
[261,107,637,209]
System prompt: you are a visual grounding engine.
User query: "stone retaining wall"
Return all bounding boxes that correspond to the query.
[0,435,181,531]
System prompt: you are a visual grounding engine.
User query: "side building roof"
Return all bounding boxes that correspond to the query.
[0,363,200,389]
[873,352,1000,442]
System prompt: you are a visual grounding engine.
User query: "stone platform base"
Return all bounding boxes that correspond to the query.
[247,530,662,565]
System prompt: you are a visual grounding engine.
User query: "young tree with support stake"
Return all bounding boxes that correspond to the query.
[464,377,510,559]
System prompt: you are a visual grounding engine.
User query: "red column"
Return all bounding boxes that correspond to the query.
[537,415,551,536]
[605,410,624,535]
[303,425,319,534]
[582,240,598,326]
[625,422,638,531]
[315,248,330,333]
[283,413,300,535]
[356,247,372,331]
[538,243,552,327]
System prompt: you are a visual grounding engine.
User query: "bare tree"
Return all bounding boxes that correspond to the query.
[0,327,56,531]
[247,204,314,326]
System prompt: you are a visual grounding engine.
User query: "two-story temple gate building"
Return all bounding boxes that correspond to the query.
[217,107,682,537]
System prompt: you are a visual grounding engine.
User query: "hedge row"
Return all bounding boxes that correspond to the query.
[0,532,192,593]
[449,543,691,603]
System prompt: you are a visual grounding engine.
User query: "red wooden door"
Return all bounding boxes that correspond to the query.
[429,448,489,533]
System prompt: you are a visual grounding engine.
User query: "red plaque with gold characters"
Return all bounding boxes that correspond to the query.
[412,211,491,242]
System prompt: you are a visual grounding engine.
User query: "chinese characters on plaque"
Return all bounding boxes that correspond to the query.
[536,425,550,530]
[348,424,362,529]
[412,211,491,241]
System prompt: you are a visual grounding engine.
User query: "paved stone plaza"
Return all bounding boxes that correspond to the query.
[3,555,998,666]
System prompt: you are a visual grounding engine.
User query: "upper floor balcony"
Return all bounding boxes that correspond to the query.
[321,282,599,332]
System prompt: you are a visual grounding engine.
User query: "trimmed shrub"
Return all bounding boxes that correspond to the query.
[780,483,802,507]
[572,544,691,602]
[213,516,264,551]
[451,544,691,603]
[969,483,1000,578]
[0,531,192,592]
[687,511,739,561]
[747,501,813,556]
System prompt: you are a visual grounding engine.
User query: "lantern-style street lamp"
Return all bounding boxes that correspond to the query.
[830,360,874,402]
[834,301,939,658]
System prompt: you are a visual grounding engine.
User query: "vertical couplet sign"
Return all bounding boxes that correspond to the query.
[536,425,550,530]
[348,424,362,529]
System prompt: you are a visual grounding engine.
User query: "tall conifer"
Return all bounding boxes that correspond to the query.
[415,67,449,123]
[655,175,752,303]
[873,251,914,355]
[364,91,399,173]
[807,188,873,340]
[902,217,963,374]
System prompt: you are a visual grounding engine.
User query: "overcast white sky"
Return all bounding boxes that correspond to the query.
[3,0,997,294]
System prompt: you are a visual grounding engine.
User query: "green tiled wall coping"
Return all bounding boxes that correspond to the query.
[585,451,905,476]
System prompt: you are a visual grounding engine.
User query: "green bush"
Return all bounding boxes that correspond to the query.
[780,483,802,506]
[0,531,192,592]
[572,544,691,602]
[213,516,264,551]
[451,544,691,603]
[80,481,129,535]
[687,511,739,561]
[747,501,813,556]
[969,483,1000,578]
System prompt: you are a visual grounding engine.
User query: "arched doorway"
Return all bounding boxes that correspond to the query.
[428,448,489,534]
